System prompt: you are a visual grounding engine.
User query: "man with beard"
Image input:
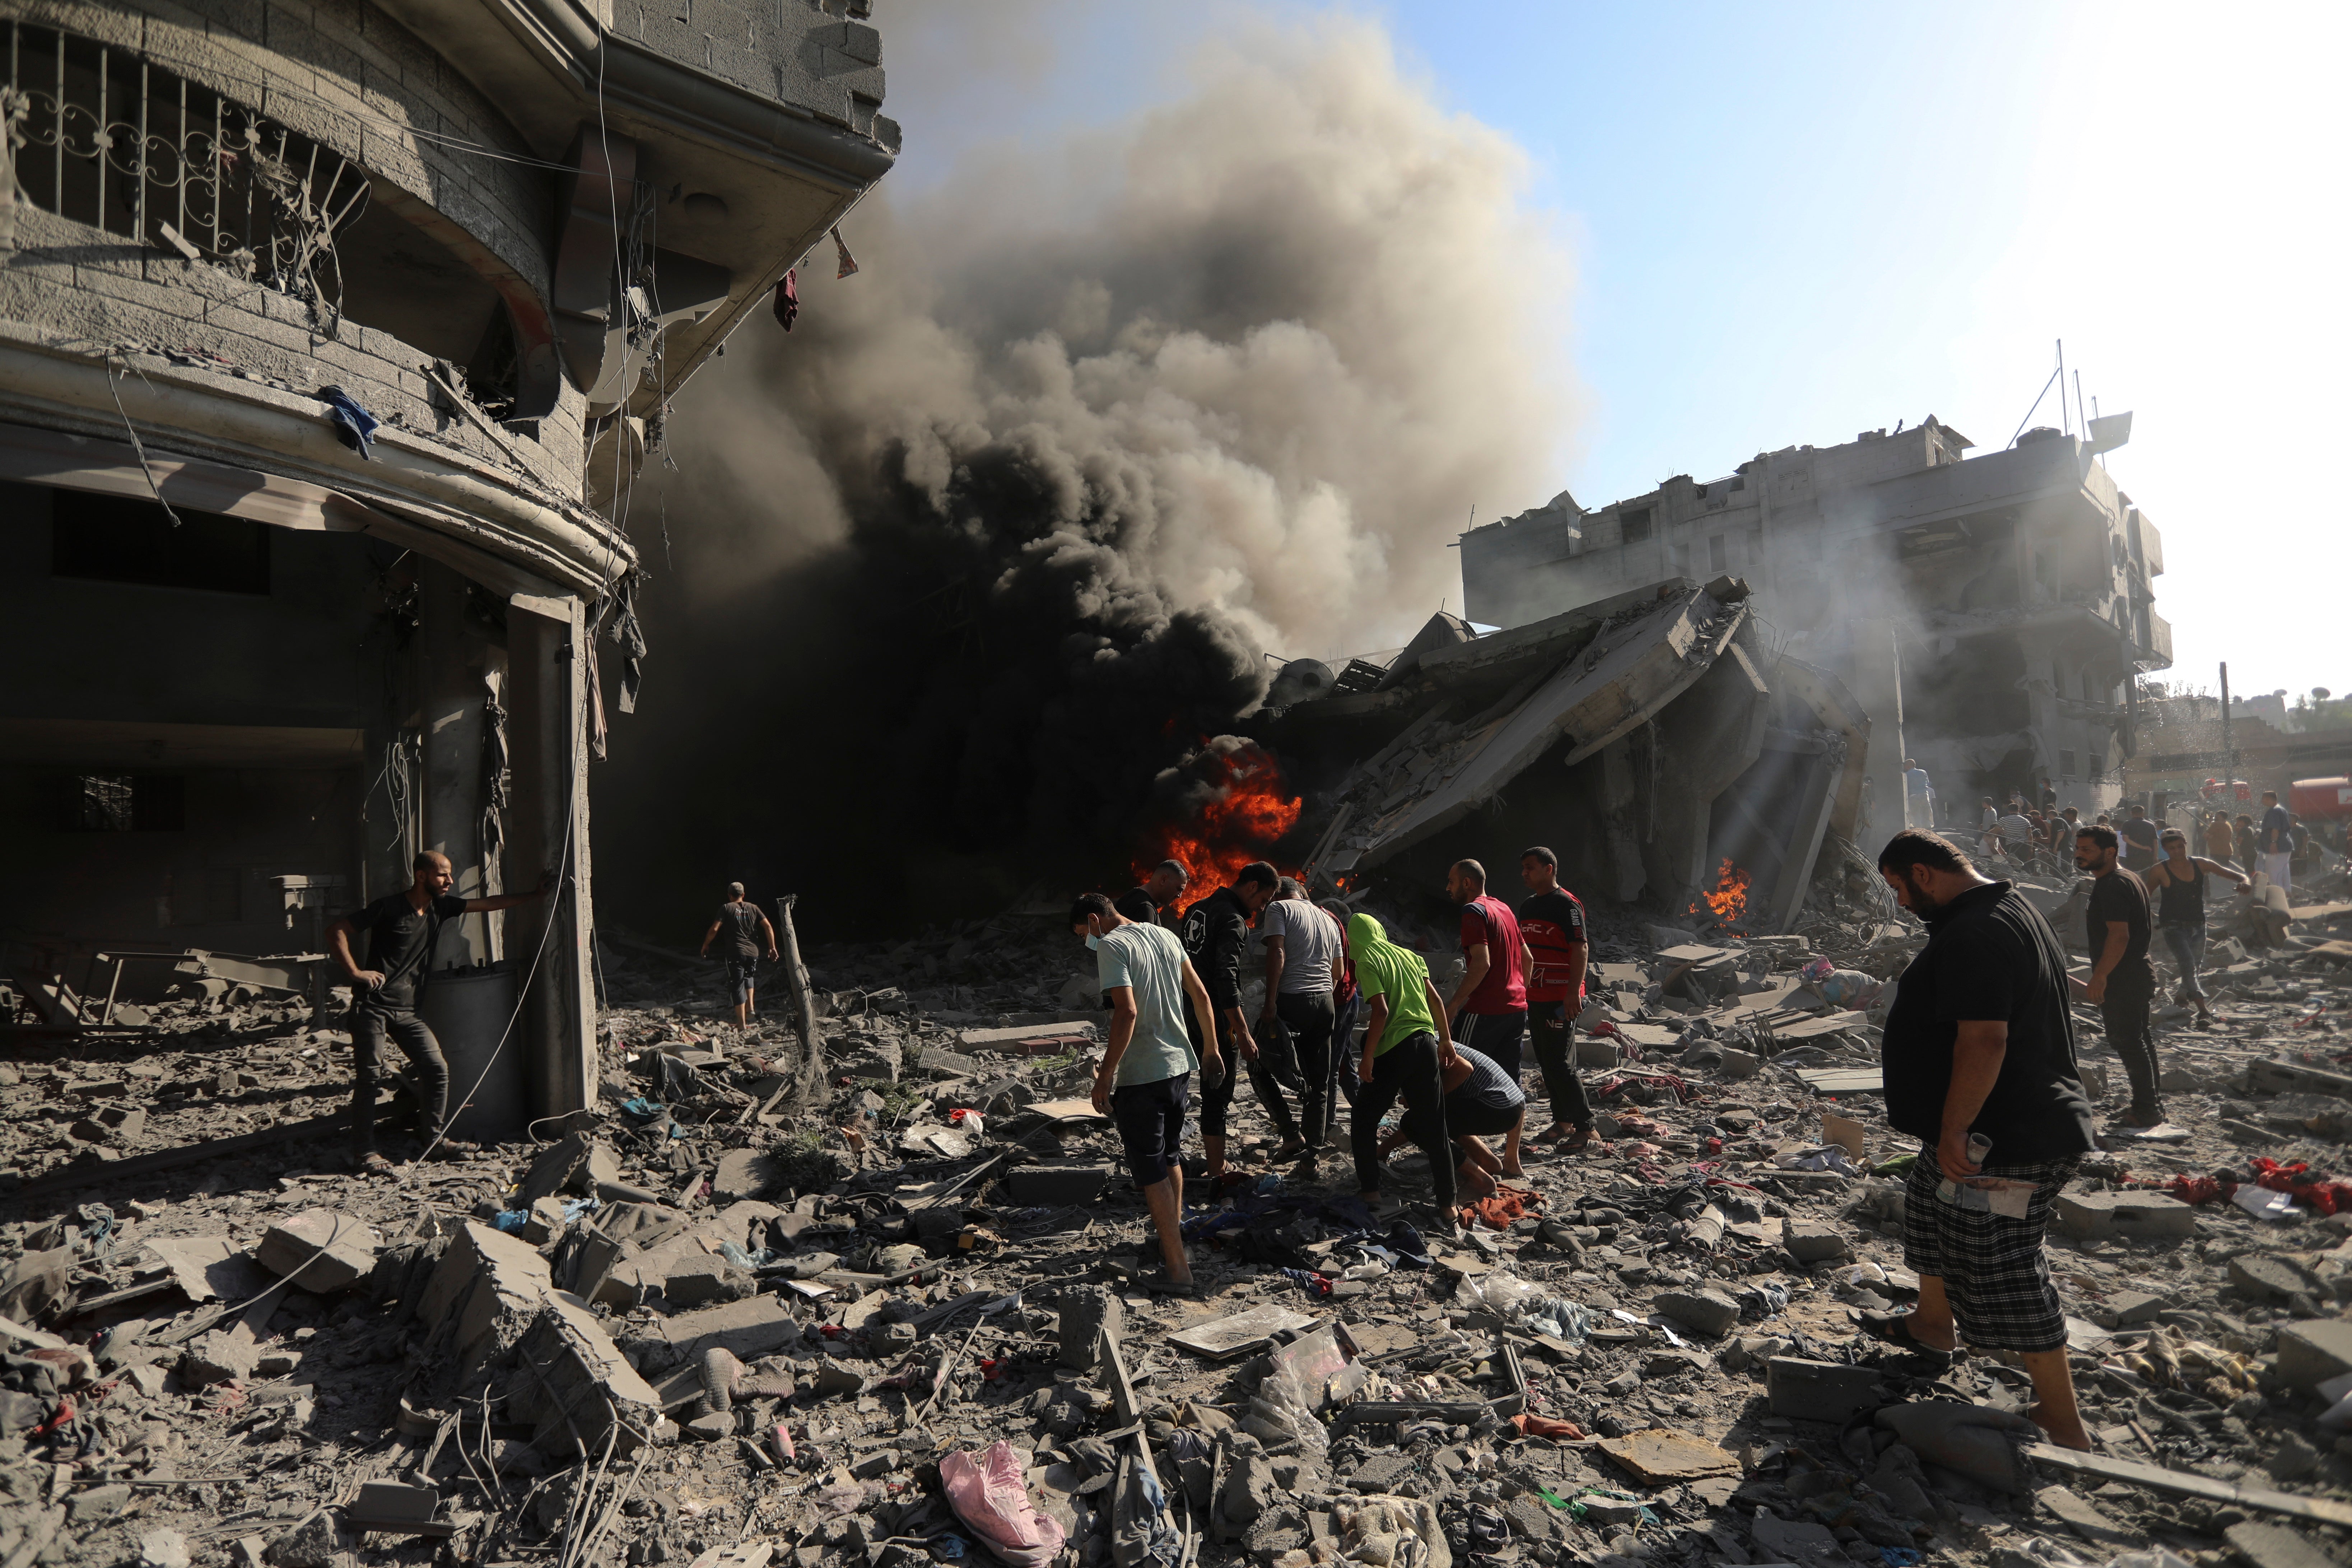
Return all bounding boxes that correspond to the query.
[1443,859,1529,1176]
[1179,861,1284,1186]
[1871,829,2097,1450]
[1116,860,1189,928]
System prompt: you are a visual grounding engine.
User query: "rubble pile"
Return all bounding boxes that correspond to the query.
[4,860,2352,1568]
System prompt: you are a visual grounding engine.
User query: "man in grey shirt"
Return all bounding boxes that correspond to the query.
[1073,892,1221,1295]
[699,882,779,1030]
[1258,880,1345,1159]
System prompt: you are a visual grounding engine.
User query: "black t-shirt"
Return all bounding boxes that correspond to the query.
[349,891,467,1005]
[1881,881,2097,1161]
[1113,887,1159,926]
[1179,888,1251,1010]
[2119,817,2158,867]
[2085,869,2152,969]
[718,902,763,959]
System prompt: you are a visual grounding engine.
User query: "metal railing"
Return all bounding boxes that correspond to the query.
[2,22,370,328]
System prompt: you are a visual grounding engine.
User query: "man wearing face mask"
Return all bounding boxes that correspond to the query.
[1871,829,2097,1451]
[1072,892,1222,1296]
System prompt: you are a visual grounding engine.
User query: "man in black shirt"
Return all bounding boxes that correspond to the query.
[2118,804,2160,875]
[2077,822,2160,1128]
[328,850,551,1170]
[1874,829,2096,1451]
[699,882,781,1030]
[1114,860,1190,928]
[1178,861,1280,1186]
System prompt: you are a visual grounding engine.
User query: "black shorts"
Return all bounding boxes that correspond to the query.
[1457,1010,1527,1080]
[1901,1146,2079,1352]
[1111,1072,1190,1188]
[725,957,757,1003]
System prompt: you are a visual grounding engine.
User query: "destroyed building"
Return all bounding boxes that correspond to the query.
[1267,576,1872,931]
[1457,417,2170,834]
[0,0,895,1120]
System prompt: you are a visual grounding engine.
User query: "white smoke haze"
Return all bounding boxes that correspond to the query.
[657,12,1577,662]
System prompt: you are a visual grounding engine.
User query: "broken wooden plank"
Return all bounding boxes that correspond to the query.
[2025,1443,2352,1530]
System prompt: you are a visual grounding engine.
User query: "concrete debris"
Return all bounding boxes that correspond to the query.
[0,851,2347,1568]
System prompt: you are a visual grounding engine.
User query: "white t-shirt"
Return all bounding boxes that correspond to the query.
[1094,923,1198,1087]
[1259,898,1343,995]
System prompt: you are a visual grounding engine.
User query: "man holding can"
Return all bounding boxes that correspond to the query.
[1870,829,2099,1451]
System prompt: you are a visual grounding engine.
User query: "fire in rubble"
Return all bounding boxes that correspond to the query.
[1691,857,1752,926]
[1133,738,1303,905]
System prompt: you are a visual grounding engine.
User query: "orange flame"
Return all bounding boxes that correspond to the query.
[1133,742,1303,906]
[1689,857,1752,925]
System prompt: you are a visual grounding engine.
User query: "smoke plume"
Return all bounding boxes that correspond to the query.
[599,14,1576,936]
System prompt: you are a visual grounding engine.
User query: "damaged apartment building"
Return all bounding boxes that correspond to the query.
[0,0,895,1121]
[1267,577,1872,933]
[1456,416,2171,839]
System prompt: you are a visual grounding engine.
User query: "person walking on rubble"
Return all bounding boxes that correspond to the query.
[1115,859,1189,928]
[1517,846,1595,1153]
[1072,893,1222,1296]
[2075,823,2162,1129]
[699,882,780,1030]
[2145,827,2250,1029]
[2258,789,2295,894]
[328,850,552,1171]
[1257,878,1345,1159]
[2233,812,2259,877]
[1903,758,1936,829]
[1444,859,1531,1177]
[1178,861,1284,1187]
[1870,829,2098,1451]
[2119,803,2160,876]
[1345,911,1458,1224]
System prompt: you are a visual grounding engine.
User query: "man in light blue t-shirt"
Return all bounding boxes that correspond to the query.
[1071,892,1222,1295]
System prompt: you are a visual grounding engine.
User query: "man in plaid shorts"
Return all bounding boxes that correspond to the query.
[1875,829,2099,1451]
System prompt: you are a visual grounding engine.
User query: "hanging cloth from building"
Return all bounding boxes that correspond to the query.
[830,225,858,279]
[316,386,379,458]
[772,267,798,331]
[609,576,648,715]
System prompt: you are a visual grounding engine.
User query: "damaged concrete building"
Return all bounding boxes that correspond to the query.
[0,0,895,1119]
[1271,577,1871,931]
[1456,418,2171,835]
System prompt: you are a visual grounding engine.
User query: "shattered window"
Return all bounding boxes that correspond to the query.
[52,773,182,831]
[2061,749,2077,779]
[1709,534,1727,572]
[1620,507,1653,544]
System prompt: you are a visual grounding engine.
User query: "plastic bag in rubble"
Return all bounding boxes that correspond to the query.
[1249,1332,1340,1456]
[1454,1269,1547,1317]
[1523,1298,1592,1345]
[940,1442,1065,1568]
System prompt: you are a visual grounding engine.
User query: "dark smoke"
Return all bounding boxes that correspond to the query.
[597,16,1573,939]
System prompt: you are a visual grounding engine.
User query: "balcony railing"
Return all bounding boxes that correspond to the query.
[2,22,370,329]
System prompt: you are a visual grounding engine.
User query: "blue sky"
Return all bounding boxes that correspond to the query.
[884,2,2351,703]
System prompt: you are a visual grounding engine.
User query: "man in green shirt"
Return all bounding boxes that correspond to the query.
[1344,912,1458,1215]
[1072,893,1222,1295]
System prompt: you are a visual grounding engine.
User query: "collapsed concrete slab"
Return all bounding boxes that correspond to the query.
[500,1291,665,1457]
[256,1209,378,1294]
[1277,578,1868,929]
[417,1221,554,1377]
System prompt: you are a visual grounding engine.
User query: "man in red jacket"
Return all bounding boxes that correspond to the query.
[1517,846,1594,1152]
[1443,859,1529,1176]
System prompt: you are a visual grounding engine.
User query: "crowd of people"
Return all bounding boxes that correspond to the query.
[1070,848,1593,1297]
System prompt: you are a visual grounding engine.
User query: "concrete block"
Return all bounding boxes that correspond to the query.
[1783,1221,1851,1264]
[518,1197,566,1246]
[256,1208,377,1293]
[812,1356,864,1399]
[2231,1255,2320,1303]
[2104,1290,2164,1327]
[1058,1287,1124,1371]
[661,1259,753,1307]
[519,1132,599,1202]
[501,1291,662,1458]
[711,1149,774,1205]
[657,1294,803,1363]
[1576,1034,1622,1069]
[2051,1191,2197,1242]
[2226,1521,2346,1568]
[1717,1047,1761,1080]
[1767,1358,1889,1423]
[179,1327,258,1387]
[1006,1161,1114,1206]
[2276,1320,2352,1392]
[418,1221,553,1374]
[1651,1289,1742,1338]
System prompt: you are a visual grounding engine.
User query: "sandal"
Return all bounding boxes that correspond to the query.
[357,1150,393,1175]
[1137,1271,1201,1299]
[1858,1309,1956,1360]
[1560,1126,1596,1155]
